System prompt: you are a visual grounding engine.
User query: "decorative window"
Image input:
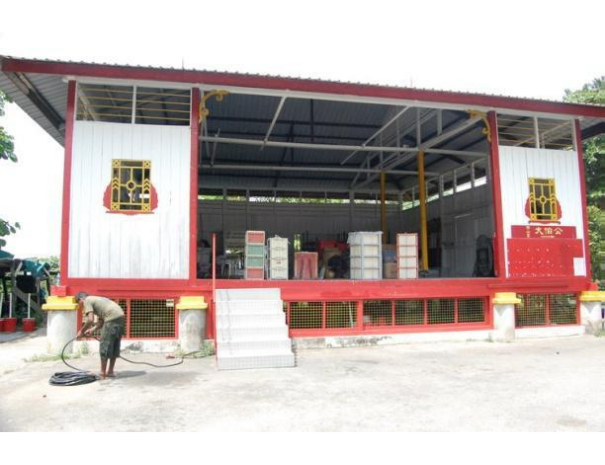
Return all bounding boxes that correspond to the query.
[528,178,558,222]
[108,159,155,213]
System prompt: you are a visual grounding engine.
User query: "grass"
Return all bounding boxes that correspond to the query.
[174,341,215,358]
[25,343,90,362]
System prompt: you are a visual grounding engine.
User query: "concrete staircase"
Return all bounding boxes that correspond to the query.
[216,288,295,370]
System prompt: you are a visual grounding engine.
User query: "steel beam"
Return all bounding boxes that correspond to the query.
[339,106,410,165]
[261,96,287,149]
[4,71,64,131]
[200,162,437,176]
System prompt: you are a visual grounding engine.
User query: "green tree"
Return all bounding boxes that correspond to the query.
[564,78,604,286]
[0,90,20,248]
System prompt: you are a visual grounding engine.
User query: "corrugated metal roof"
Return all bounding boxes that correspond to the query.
[1,55,603,194]
[3,54,603,108]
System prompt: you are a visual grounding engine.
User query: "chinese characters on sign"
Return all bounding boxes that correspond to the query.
[511,225,576,239]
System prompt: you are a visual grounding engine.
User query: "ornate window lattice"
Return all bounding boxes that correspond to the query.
[528,178,557,221]
[111,159,152,212]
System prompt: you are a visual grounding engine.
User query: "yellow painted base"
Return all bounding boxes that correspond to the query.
[176,296,208,310]
[492,292,521,305]
[42,296,78,311]
[579,291,605,302]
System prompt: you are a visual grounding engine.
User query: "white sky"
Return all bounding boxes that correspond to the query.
[0,0,603,257]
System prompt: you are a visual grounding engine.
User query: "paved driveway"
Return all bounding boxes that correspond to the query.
[1,332,604,431]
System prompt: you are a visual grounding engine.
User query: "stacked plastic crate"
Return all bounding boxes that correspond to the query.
[268,236,288,280]
[397,233,419,279]
[245,230,266,280]
[348,232,383,279]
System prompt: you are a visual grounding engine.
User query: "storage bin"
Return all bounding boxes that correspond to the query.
[246,244,265,257]
[246,230,266,244]
[348,232,383,280]
[245,256,265,268]
[245,268,264,280]
[397,233,418,279]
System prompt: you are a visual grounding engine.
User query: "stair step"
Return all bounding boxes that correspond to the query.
[217,351,295,370]
[217,313,285,328]
[217,325,289,342]
[217,339,292,354]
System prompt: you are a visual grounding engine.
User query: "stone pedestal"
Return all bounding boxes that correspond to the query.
[42,296,79,355]
[176,296,208,353]
[579,291,604,335]
[492,292,521,342]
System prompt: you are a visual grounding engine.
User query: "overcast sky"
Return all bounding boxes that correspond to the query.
[0,0,603,257]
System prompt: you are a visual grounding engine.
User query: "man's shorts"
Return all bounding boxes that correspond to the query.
[99,317,125,359]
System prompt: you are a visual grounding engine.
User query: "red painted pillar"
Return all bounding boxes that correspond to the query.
[574,119,592,280]
[189,88,201,283]
[487,111,506,279]
[60,81,77,285]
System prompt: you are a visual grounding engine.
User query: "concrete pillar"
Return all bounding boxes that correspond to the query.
[579,291,604,335]
[176,296,209,353]
[42,296,79,355]
[491,292,521,342]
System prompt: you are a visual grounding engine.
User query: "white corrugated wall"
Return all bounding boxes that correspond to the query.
[498,146,586,277]
[68,121,190,279]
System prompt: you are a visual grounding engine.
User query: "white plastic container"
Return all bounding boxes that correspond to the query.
[348,232,383,280]
[268,236,289,280]
[397,233,418,279]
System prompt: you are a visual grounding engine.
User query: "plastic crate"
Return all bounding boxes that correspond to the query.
[245,268,264,280]
[246,244,265,257]
[246,231,266,244]
[245,256,265,268]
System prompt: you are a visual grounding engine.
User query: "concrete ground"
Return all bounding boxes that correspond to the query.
[1,330,604,432]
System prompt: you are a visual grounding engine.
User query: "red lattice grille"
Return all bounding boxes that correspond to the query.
[549,294,577,325]
[363,300,392,326]
[516,294,547,327]
[394,300,424,325]
[326,301,357,328]
[289,302,322,329]
[458,298,486,323]
[129,299,176,338]
[427,299,455,324]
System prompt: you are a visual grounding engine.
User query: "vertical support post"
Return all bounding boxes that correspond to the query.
[126,299,131,338]
[357,300,364,331]
[380,172,387,244]
[418,150,429,271]
[574,119,592,279]
[349,191,354,231]
[60,81,77,284]
[487,112,506,278]
[322,301,326,329]
[189,88,201,282]
[211,233,217,343]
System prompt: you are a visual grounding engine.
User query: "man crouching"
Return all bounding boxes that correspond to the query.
[76,292,125,380]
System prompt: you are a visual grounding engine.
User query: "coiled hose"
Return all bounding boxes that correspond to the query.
[49,336,204,386]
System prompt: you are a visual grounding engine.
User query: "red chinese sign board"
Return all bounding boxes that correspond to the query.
[508,225,582,277]
[511,225,576,239]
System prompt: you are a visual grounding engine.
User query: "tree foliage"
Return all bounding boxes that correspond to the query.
[0,90,17,162]
[0,90,19,248]
[564,77,604,285]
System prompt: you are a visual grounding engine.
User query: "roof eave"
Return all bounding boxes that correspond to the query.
[2,56,604,119]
